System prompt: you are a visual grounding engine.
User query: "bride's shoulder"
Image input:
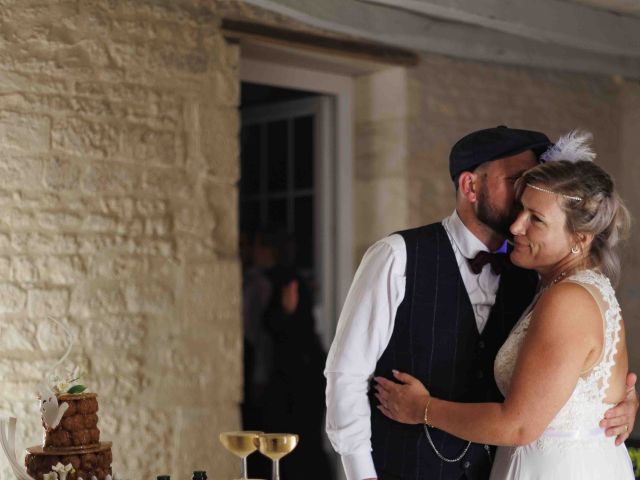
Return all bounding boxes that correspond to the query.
[532,281,602,331]
[538,280,597,306]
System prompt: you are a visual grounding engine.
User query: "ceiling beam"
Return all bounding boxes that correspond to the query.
[222,19,419,66]
[360,0,640,58]
[242,0,640,79]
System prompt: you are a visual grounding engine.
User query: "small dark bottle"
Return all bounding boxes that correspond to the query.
[192,471,207,480]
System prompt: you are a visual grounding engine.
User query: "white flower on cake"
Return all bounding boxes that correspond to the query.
[40,317,87,396]
[48,364,86,395]
[38,384,69,431]
[50,462,74,480]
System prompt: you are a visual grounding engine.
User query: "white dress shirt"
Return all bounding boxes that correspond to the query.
[325,210,501,480]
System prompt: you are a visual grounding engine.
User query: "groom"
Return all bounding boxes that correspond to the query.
[325,126,638,480]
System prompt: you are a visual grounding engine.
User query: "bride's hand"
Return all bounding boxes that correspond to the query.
[374,370,431,425]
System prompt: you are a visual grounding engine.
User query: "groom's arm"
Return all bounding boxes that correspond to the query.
[600,372,638,445]
[378,283,604,446]
[325,235,406,480]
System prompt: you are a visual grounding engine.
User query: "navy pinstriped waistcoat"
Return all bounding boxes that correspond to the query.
[371,223,537,480]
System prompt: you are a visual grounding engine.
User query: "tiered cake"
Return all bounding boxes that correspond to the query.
[25,393,112,480]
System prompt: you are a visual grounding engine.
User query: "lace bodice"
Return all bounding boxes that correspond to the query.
[494,269,623,446]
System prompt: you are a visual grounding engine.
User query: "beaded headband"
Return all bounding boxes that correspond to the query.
[526,183,582,201]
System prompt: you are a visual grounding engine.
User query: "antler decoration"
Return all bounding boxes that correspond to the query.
[1,317,76,478]
[0,416,36,480]
[43,316,74,381]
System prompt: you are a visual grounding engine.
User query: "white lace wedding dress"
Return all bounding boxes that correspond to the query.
[491,269,635,479]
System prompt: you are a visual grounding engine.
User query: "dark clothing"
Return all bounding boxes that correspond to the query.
[259,266,333,480]
[371,223,538,480]
[241,267,271,437]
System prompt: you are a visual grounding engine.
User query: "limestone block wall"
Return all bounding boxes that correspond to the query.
[354,68,410,261]
[0,1,241,478]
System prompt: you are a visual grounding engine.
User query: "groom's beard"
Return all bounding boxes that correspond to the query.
[476,183,516,238]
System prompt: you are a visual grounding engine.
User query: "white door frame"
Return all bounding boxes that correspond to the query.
[240,58,354,340]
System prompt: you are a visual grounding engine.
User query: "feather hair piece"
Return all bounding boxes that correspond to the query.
[540,130,596,163]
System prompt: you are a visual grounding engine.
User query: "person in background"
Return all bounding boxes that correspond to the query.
[240,230,272,431]
[252,228,333,479]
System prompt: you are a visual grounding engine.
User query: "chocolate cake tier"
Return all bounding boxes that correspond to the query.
[44,393,100,449]
[25,442,112,480]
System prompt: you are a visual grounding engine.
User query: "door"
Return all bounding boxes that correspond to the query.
[240,96,336,350]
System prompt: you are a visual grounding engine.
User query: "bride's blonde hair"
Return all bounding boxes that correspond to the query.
[515,160,631,286]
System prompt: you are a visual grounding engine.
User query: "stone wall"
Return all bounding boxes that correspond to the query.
[619,79,640,413]
[354,67,409,260]
[1,4,639,480]
[0,1,241,478]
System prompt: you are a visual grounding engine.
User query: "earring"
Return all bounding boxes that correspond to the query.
[571,245,580,254]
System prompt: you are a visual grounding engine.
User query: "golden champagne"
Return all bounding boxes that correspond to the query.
[219,431,261,458]
[257,433,299,461]
[219,431,263,480]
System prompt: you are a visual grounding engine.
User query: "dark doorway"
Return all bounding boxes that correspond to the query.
[239,82,335,480]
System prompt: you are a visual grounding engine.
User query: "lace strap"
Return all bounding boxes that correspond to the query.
[563,270,622,400]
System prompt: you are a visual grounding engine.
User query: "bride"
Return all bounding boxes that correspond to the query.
[375,136,636,479]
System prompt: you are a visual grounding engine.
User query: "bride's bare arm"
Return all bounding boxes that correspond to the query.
[376,282,605,446]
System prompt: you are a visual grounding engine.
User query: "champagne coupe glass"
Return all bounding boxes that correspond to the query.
[219,431,263,479]
[256,433,299,480]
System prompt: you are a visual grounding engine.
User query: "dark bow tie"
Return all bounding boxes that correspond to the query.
[468,251,506,275]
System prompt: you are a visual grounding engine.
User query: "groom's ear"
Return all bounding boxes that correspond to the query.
[458,171,478,203]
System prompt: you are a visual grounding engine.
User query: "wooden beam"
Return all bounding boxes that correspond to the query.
[221,19,419,67]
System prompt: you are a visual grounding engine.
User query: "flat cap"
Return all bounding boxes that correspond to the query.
[449,126,551,182]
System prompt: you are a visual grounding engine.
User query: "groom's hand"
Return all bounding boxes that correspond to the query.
[600,372,638,445]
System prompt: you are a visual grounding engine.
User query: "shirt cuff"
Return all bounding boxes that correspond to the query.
[342,451,377,480]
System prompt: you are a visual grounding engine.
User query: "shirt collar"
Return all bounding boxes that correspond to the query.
[444,210,499,259]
